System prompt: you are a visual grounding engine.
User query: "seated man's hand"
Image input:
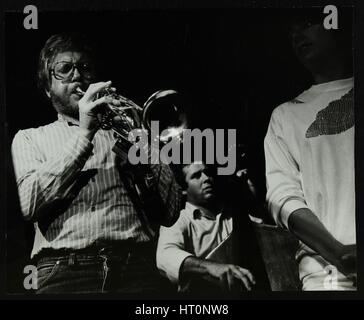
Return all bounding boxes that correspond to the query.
[204,261,256,291]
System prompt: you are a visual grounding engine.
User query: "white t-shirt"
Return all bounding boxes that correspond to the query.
[264,78,355,276]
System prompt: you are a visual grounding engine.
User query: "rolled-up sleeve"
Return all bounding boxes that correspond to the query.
[264,107,309,229]
[156,214,193,284]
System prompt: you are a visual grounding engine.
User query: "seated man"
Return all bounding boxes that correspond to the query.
[156,161,255,296]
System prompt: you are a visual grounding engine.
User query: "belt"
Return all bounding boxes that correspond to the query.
[35,240,155,262]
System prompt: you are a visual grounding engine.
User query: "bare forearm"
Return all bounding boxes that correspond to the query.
[181,256,213,279]
[180,256,224,287]
[288,208,344,265]
[181,256,255,291]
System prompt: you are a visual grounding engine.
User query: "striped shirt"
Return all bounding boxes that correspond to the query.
[11,114,182,258]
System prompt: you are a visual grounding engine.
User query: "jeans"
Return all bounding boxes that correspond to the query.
[36,247,175,296]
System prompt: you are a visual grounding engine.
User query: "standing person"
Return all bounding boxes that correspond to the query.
[11,33,182,295]
[264,9,356,290]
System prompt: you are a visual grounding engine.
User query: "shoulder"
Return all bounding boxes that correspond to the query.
[269,87,312,125]
[172,207,195,229]
[176,208,194,226]
[267,101,296,132]
[13,120,62,141]
[273,88,310,115]
[159,208,192,237]
[271,101,291,119]
[12,121,63,154]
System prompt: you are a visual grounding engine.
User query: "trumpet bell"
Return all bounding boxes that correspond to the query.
[143,89,187,141]
[97,88,187,159]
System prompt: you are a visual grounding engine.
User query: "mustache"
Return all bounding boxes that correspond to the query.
[67,82,86,93]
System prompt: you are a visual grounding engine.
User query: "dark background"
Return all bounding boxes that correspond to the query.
[5,8,314,196]
[3,6,358,295]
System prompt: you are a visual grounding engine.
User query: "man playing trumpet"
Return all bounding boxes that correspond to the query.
[11,33,183,295]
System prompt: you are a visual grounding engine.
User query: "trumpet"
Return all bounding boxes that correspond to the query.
[75,87,187,159]
[76,86,186,228]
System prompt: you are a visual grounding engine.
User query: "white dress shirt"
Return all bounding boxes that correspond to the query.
[156,202,233,284]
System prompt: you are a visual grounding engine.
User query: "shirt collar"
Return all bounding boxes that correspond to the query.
[58,113,79,127]
[185,202,217,220]
[310,77,353,92]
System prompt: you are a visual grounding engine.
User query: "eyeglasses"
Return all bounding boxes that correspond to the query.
[51,61,95,81]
